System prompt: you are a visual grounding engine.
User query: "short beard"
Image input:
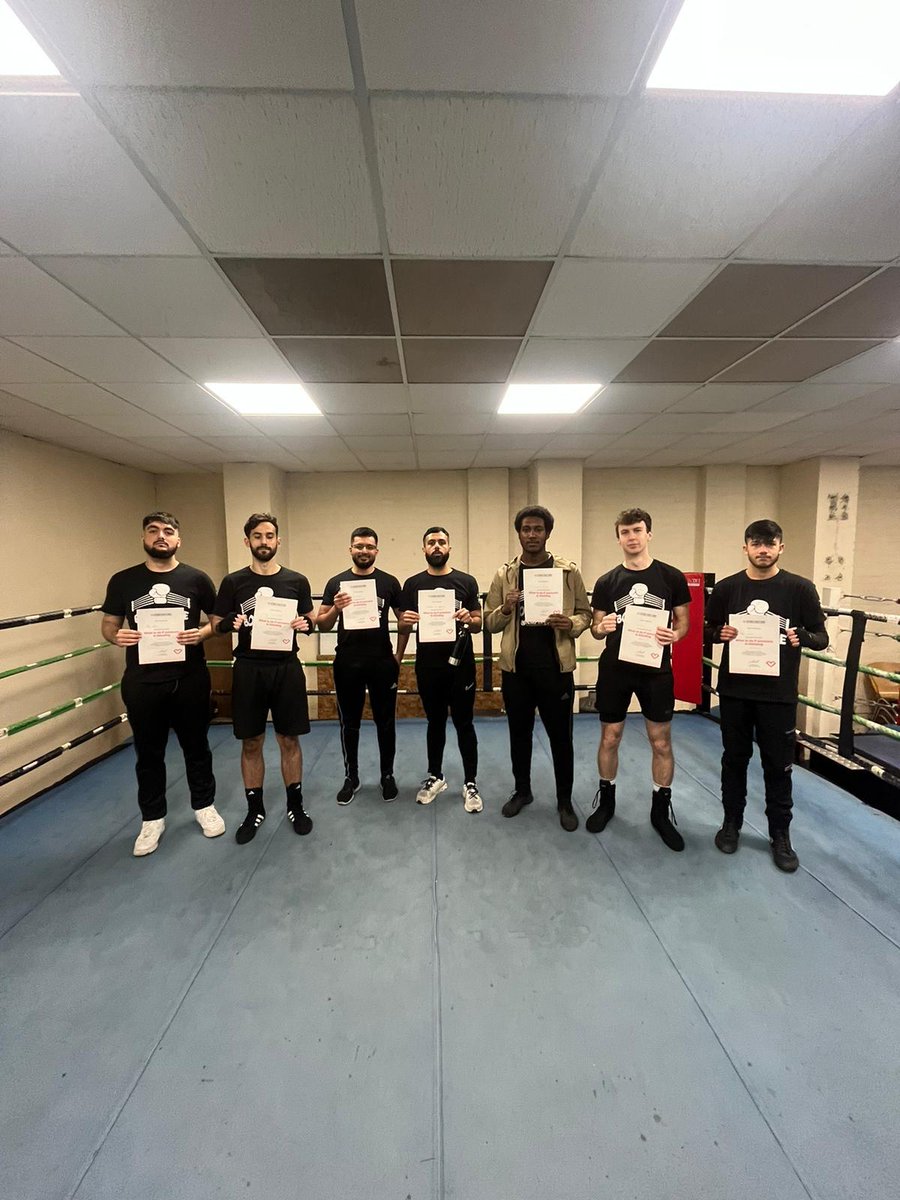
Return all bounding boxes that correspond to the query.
[426,552,449,569]
[251,545,276,561]
[145,544,177,560]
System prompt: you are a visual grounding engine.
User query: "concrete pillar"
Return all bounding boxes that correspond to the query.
[526,459,584,566]
[222,463,289,571]
[778,457,860,736]
[695,465,748,579]
[466,468,509,589]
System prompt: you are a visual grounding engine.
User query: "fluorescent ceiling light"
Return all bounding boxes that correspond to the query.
[205,382,321,415]
[0,2,60,75]
[499,383,602,415]
[647,0,900,96]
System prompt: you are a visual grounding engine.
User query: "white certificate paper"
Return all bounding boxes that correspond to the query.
[729,611,780,676]
[340,578,379,631]
[250,593,297,652]
[523,568,563,625]
[418,588,456,643]
[618,604,668,668]
[136,608,185,665]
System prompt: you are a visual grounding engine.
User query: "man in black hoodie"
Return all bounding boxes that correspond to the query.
[705,519,828,872]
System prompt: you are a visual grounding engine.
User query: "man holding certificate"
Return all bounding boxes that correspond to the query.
[587,508,691,851]
[705,519,827,872]
[212,514,315,845]
[398,526,482,812]
[101,511,224,857]
[485,506,591,832]
[317,528,403,806]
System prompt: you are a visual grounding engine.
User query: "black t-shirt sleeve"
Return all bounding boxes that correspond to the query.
[102,573,126,618]
[297,575,313,613]
[796,580,828,649]
[213,574,235,618]
[321,576,338,607]
[591,577,610,612]
[198,572,216,616]
[705,582,728,635]
[387,576,403,612]
[667,566,691,608]
[398,578,414,612]
[464,577,480,610]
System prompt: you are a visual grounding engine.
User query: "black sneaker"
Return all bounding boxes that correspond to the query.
[650,787,685,852]
[235,810,265,845]
[771,830,799,872]
[381,774,398,802]
[714,821,740,854]
[558,803,578,832]
[585,781,616,833]
[288,802,313,836]
[336,777,359,806]
[501,790,533,818]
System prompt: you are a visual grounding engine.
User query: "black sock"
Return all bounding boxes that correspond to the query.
[245,787,265,814]
[286,781,303,807]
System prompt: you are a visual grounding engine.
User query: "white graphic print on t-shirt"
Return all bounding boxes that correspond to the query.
[613,582,665,615]
[131,581,190,613]
[734,598,790,644]
[238,585,275,627]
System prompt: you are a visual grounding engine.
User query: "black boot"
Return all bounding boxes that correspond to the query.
[558,802,578,832]
[287,784,313,836]
[236,803,266,845]
[502,790,533,818]
[650,787,684,852]
[771,829,799,872]
[714,820,740,854]
[585,781,616,833]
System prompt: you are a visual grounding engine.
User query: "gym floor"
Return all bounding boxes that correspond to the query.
[1,714,898,1200]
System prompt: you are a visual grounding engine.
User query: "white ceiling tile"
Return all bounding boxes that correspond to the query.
[242,414,336,438]
[751,383,880,412]
[201,436,280,462]
[327,414,412,437]
[105,382,231,415]
[356,453,417,471]
[143,338,297,383]
[415,436,483,457]
[811,342,900,384]
[2,381,126,414]
[0,338,82,383]
[308,385,410,415]
[535,435,609,457]
[569,410,648,434]
[72,407,185,437]
[9,337,185,382]
[627,412,722,436]
[860,448,900,465]
[490,413,569,434]
[98,91,379,255]
[0,96,197,255]
[358,0,668,94]
[277,437,362,469]
[708,411,800,433]
[0,259,122,336]
[412,411,492,435]
[0,243,16,255]
[36,257,261,337]
[482,433,552,451]
[0,400,105,439]
[373,96,615,256]
[512,337,649,382]
[163,410,259,437]
[739,103,900,262]
[582,383,697,413]
[472,450,532,468]
[416,450,479,469]
[665,383,791,412]
[533,260,717,337]
[343,436,416,457]
[409,384,505,413]
[572,94,873,258]
[137,438,231,464]
[635,434,746,465]
[24,1,352,86]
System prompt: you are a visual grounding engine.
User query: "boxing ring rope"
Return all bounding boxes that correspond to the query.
[0,643,111,681]
[0,603,103,631]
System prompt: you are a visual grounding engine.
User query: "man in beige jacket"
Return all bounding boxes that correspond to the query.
[485,506,591,831]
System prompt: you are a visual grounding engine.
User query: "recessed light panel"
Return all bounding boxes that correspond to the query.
[0,2,60,75]
[205,382,321,415]
[647,0,900,96]
[499,383,602,415]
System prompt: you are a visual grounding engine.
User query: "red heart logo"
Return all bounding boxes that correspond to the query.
[766,660,776,667]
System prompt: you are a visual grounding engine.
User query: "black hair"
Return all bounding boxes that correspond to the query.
[244,512,278,537]
[423,526,450,542]
[142,511,179,530]
[350,527,378,545]
[744,518,783,543]
[615,507,652,535]
[514,505,554,534]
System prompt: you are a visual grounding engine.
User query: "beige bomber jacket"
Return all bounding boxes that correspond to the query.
[484,554,592,673]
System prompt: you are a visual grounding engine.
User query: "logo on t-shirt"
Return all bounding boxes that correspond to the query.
[736,598,789,644]
[239,585,273,627]
[131,582,190,613]
[613,582,665,614]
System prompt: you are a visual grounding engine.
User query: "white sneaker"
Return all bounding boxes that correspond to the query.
[195,804,226,838]
[133,818,165,857]
[463,782,483,813]
[416,775,447,805]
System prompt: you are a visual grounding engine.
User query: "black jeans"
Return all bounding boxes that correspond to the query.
[333,654,399,778]
[417,661,478,781]
[120,668,215,821]
[501,668,575,805]
[719,695,797,833]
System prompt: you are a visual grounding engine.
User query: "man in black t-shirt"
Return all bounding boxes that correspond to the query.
[398,526,483,812]
[705,519,827,872]
[484,506,591,832]
[101,511,223,857]
[317,527,403,805]
[212,513,316,845]
[587,508,691,851]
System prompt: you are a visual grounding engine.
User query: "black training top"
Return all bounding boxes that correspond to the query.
[102,562,216,680]
[400,568,480,668]
[214,566,313,661]
[591,560,691,673]
[321,567,401,660]
[705,569,828,703]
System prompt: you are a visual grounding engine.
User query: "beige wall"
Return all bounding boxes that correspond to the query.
[155,472,228,584]
[853,468,900,692]
[0,432,157,815]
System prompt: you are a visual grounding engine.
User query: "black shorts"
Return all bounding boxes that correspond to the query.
[595,661,675,725]
[232,655,310,739]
